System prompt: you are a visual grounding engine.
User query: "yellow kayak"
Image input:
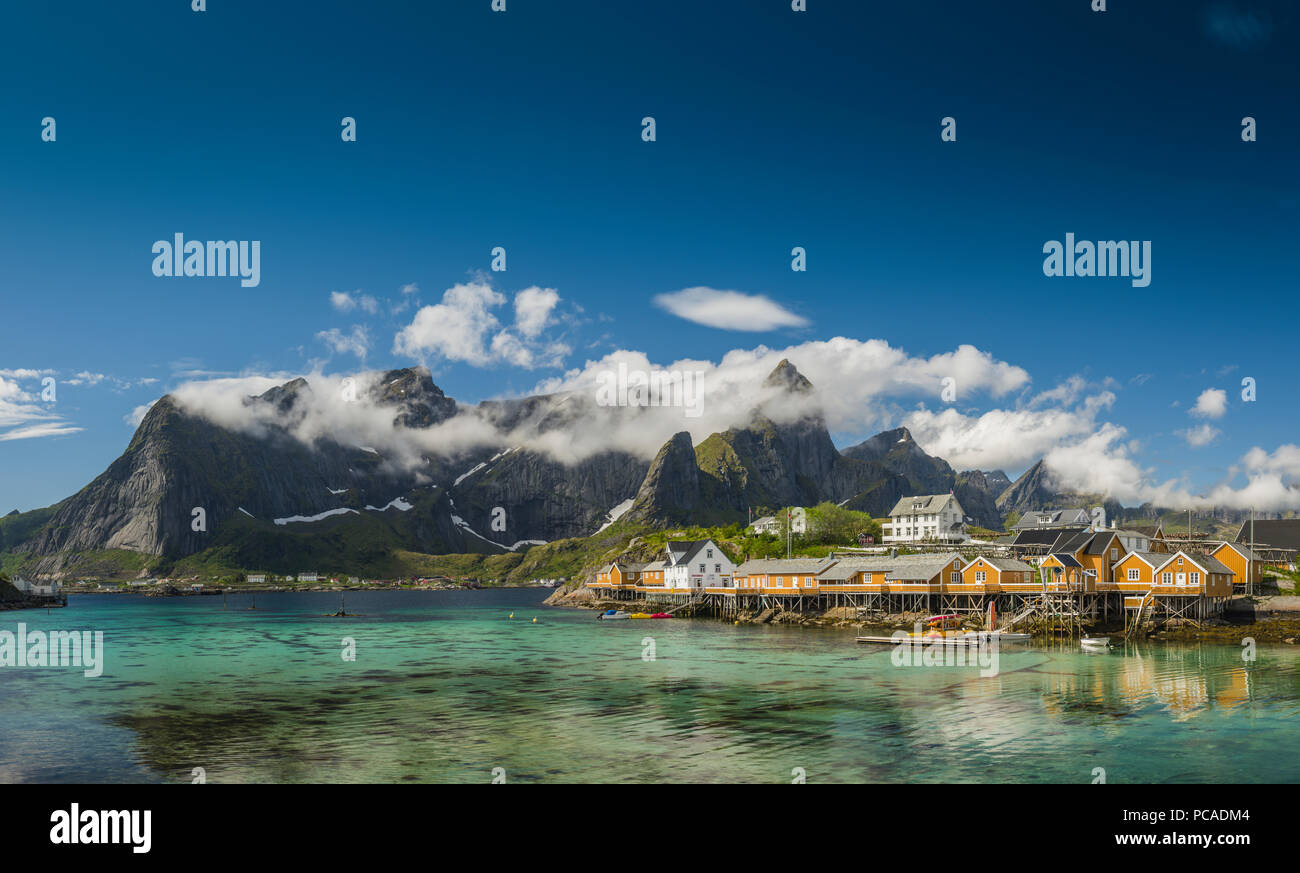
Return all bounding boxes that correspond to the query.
[629,612,653,619]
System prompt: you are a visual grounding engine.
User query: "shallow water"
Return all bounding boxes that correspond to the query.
[0,589,1296,783]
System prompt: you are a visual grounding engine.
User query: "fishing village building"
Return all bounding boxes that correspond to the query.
[588,536,1251,628]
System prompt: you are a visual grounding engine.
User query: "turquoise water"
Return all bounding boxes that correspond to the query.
[1,589,1298,783]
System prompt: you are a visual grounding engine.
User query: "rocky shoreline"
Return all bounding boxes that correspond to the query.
[544,585,1300,642]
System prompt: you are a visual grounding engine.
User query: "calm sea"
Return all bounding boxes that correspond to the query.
[1,588,1297,783]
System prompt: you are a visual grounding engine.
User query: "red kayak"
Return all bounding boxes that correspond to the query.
[650,613,672,619]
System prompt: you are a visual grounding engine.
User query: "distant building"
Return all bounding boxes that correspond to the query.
[13,578,59,596]
[1010,508,1096,531]
[297,573,318,583]
[748,508,806,536]
[882,494,969,544]
[247,574,267,585]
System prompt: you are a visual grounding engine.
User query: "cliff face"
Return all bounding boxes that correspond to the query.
[631,365,1006,529]
[10,359,1021,577]
[18,369,480,574]
[627,432,701,524]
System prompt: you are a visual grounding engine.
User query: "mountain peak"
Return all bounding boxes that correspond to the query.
[763,359,813,394]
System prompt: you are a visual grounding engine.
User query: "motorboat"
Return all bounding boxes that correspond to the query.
[597,609,631,620]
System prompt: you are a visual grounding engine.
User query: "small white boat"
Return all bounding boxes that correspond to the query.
[598,609,631,621]
[1081,636,1111,650]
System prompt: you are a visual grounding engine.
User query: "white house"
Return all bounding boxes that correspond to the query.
[663,539,736,590]
[297,572,318,583]
[748,508,807,536]
[882,494,970,544]
[12,578,59,596]
[247,574,267,585]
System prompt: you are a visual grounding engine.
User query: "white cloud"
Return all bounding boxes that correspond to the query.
[1191,387,1228,419]
[905,386,1113,472]
[330,290,378,314]
[0,374,81,441]
[513,286,560,338]
[400,283,419,295]
[317,326,370,360]
[393,281,569,369]
[1180,422,1220,448]
[0,422,83,441]
[653,287,809,331]
[125,400,158,428]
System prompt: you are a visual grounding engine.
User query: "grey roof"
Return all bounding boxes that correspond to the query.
[666,539,716,566]
[885,494,960,518]
[1083,531,1122,556]
[1161,552,1233,575]
[641,560,666,571]
[1235,519,1300,552]
[736,557,838,576]
[1011,508,1093,530]
[885,553,965,581]
[1044,553,1082,568]
[1011,527,1086,547]
[815,557,896,582]
[1051,530,1095,553]
[1117,550,1164,568]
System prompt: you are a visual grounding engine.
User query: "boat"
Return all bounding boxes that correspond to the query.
[597,609,630,621]
[857,614,1031,645]
[628,612,653,619]
[650,612,672,619]
[1081,636,1112,651]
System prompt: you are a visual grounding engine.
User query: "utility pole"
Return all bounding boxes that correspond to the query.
[1249,508,1255,597]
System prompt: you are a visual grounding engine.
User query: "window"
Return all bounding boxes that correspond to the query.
[698,564,705,573]
[1110,548,1118,560]
[1190,572,1201,585]
[714,564,721,573]
[951,571,960,583]
[975,571,987,583]
[707,549,713,559]
[1161,572,1172,584]
[1127,568,1140,581]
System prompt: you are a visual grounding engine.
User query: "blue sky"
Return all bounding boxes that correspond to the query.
[1,0,1297,513]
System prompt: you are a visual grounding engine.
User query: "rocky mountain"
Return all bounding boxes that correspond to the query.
[7,359,1016,578]
[995,459,1124,523]
[629,363,1007,529]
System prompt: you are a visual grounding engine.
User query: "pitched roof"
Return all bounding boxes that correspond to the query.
[1010,508,1092,529]
[1051,530,1096,553]
[1156,551,1233,576]
[815,557,896,582]
[735,557,839,576]
[1235,519,1300,552]
[666,539,717,566]
[641,560,667,571]
[885,494,959,518]
[1043,553,1082,568]
[1083,531,1122,555]
[886,553,965,580]
[1116,550,1163,568]
[964,556,1034,573]
[1213,541,1262,562]
[1011,527,1086,547]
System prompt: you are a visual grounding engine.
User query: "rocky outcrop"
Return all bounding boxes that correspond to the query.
[627,432,701,524]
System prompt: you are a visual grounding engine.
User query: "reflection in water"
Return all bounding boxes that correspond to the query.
[1,590,1298,783]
